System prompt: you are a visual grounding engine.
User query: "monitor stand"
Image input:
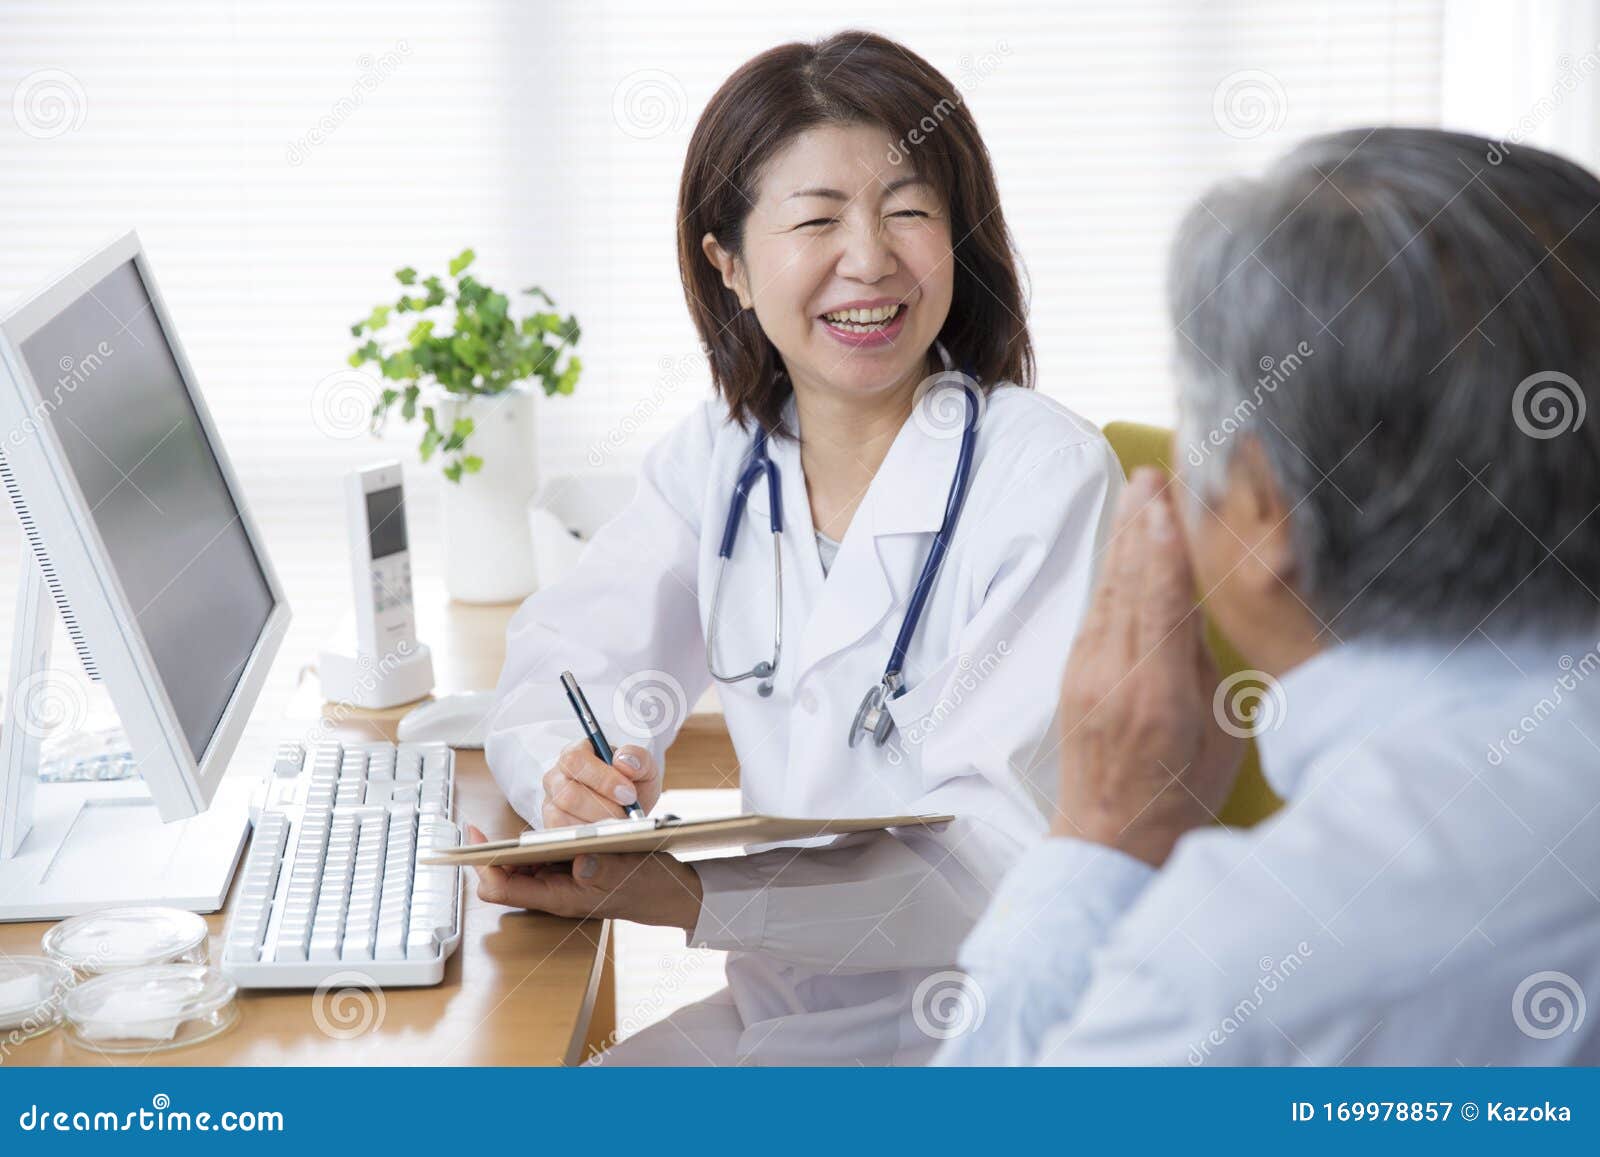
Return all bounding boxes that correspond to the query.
[0,552,252,922]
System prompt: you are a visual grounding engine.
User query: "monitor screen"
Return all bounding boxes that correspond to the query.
[365,484,407,559]
[18,259,275,762]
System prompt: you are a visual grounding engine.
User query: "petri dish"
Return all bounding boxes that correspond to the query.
[0,956,74,1043]
[43,906,209,976]
[63,963,238,1053]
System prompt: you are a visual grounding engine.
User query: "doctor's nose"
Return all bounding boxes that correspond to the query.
[833,222,898,284]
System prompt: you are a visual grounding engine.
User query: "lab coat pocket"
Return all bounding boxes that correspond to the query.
[882,652,965,770]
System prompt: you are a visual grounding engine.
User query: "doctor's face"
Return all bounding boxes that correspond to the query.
[706,123,955,408]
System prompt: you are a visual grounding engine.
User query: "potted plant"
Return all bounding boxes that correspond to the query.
[349,249,581,603]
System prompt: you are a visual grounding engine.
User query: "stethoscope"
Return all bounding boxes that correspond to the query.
[703,380,980,748]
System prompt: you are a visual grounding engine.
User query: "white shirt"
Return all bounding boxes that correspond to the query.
[937,635,1600,1066]
[486,384,1122,1065]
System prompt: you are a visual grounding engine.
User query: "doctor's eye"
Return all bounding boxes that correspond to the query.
[794,217,837,230]
[887,209,930,219]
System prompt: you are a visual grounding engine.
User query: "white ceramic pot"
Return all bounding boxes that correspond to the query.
[438,386,540,604]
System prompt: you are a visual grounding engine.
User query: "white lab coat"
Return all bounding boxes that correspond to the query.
[485,383,1122,1065]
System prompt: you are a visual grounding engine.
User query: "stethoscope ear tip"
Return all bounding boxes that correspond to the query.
[758,682,774,698]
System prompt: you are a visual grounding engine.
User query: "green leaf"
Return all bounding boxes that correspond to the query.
[443,461,464,484]
[556,356,582,395]
[448,248,476,277]
[419,425,441,461]
[407,319,435,345]
[380,350,415,380]
[395,266,417,285]
[461,455,483,474]
[483,291,509,326]
[451,417,474,439]
[401,384,419,422]
[365,304,391,332]
[350,322,365,337]
[522,285,553,304]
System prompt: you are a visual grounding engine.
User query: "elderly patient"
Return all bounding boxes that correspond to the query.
[939,127,1600,1066]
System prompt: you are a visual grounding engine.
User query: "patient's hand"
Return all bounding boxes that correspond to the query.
[541,741,662,828]
[1052,468,1243,866]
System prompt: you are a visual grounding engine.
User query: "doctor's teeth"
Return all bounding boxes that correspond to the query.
[823,304,901,325]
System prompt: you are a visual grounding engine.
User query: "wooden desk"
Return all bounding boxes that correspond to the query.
[0,591,613,1066]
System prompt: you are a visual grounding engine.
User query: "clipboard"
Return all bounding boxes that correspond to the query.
[422,812,957,867]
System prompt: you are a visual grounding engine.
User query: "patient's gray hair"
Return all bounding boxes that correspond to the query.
[1170,127,1600,639]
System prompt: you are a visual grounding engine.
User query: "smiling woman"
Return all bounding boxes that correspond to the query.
[481,28,1123,1067]
[678,30,1033,436]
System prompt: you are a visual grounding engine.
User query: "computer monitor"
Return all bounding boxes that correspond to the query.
[0,231,290,919]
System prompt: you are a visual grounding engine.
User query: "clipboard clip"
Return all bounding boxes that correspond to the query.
[516,813,681,847]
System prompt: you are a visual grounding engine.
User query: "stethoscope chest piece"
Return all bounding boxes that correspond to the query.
[848,673,903,748]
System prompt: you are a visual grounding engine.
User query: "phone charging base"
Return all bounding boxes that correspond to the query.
[318,642,435,710]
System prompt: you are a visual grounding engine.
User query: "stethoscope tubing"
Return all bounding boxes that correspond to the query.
[705,380,980,737]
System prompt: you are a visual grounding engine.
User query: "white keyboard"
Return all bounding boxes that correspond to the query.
[220,739,463,988]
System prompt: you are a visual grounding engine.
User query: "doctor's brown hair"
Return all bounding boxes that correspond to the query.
[677,30,1034,434]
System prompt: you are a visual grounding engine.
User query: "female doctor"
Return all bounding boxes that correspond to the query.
[476,30,1122,1065]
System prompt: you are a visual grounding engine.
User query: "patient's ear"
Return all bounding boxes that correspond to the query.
[701,233,752,309]
[1224,436,1299,590]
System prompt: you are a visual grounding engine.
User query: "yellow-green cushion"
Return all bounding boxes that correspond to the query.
[1101,422,1283,828]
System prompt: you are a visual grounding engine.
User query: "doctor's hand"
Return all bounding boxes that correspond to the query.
[541,741,662,828]
[1051,467,1243,868]
[465,824,703,933]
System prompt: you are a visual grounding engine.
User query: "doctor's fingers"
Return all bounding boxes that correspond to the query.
[552,743,638,809]
[540,799,596,830]
[610,745,658,783]
[545,772,630,823]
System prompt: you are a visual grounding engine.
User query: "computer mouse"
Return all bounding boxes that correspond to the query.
[396,690,497,749]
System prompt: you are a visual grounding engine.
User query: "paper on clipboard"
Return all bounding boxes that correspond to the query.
[422,812,956,867]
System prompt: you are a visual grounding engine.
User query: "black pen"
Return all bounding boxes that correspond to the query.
[559,670,645,819]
